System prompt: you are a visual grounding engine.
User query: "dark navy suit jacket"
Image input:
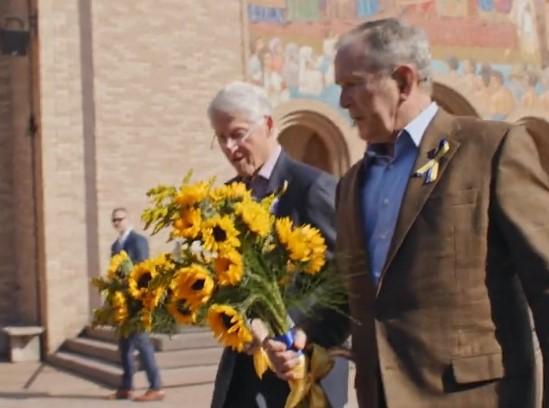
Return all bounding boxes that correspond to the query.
[211,151,349,408]
[111,230,149,264]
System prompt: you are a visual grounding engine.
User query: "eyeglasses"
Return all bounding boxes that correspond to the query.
[112,217,125,223]
[210,119,264,150]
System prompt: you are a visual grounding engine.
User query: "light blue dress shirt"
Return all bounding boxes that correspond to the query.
[361,102,439,284]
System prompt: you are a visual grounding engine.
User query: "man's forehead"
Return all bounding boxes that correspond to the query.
[213,115,253,131]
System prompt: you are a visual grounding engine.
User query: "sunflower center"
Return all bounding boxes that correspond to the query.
[221,313,234,330]
[191,278,205,291]
[175,300,191,315]
[213,225,227,242]
[137,273,152,289]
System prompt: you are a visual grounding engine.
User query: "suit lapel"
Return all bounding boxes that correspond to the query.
[346,162,369,267]
[341,161,376,299]
[267,151,291,195]
[376,110,461,295]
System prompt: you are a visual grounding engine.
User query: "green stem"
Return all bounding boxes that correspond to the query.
[246,273,288,335]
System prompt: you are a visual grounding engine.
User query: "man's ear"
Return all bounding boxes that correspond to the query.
[265,116,274,130]
[392,65,416,101]
[266,116,274,133]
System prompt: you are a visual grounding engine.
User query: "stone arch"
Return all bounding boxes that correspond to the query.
[273,99,354,176]
[432,82,480,117]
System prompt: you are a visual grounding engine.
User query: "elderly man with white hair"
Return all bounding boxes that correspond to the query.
[208,81,349,408]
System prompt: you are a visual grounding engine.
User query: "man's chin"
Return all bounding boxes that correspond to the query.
[233,164,254,178]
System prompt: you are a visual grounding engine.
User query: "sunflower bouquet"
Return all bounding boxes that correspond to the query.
[93,173,346,405]
[91,250,177,337]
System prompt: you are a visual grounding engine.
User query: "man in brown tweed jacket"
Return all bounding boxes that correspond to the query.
[265,18,549,408]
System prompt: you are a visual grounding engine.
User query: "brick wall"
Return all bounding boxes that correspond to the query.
[38,0,89,352]
[91,0,243,275]
[34,0,245,352]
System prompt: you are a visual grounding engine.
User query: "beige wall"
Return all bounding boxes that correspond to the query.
[91,0,243,286]
[37,0,89,352]
[28,0,245,352]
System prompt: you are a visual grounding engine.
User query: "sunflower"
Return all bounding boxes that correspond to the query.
[175,182,209,207]
[172,207,202,239]
[128,259,158,300]
[107,251,130,281]
[300,226,327,274]
[166,296,197,324]
[214,250,244,286]
[275,218,327,274]
[202,215,240,253]
[153,252,175,270]
[234,200,272,237]
[209,182,252,202]
[170,263,215,306]
[142,287,165,311]
[275,217,294,245]
[111,291,128,324]
[207,304,253,352]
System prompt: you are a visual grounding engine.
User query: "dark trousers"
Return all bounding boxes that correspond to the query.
[119,333,161,390]
[224,353,289,408]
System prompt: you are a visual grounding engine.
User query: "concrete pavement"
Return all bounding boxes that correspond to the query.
[0,360,358,408]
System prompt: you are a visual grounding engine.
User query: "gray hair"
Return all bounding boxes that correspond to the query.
[337,18,433,90]
[207,81,272,122]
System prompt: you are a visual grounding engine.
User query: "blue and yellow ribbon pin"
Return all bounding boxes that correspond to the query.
[413,138,450,184]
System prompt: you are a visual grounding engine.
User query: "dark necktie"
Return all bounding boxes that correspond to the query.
[248,176,269,200]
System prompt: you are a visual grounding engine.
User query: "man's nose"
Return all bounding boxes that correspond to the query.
[339,89,350,109]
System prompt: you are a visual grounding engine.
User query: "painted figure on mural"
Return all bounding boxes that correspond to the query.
[537,67,549,110]
[319,30,338,87]
[488,70,516,119]
[472,63,494,117]
[260,49,290,106]
[521,71,541,109]
[439,57,461,86]
[287,0,322,21]
[269,37,285,73]
[511,0,539,59]
[282,42,301,96]
[248,37,266,86]
[356,0,380,16]
[459,59,483,96]
[507,64,529,101]
[298,45,324,95]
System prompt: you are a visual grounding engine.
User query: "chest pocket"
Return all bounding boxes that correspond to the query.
[425,188,478,207]
[417,188,478,248]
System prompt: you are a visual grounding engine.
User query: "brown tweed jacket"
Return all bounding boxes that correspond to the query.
[336,109,549,408]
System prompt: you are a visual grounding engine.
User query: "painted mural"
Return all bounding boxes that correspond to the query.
[246,0,549,121]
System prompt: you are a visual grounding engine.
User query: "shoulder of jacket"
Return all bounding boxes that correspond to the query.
[285,156,336,188]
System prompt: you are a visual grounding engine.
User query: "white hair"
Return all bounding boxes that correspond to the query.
[207,81,272,122]
[338,18,433,90]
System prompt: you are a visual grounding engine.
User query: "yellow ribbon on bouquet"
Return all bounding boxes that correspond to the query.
[253,347,271,379]
[253,344,334,408]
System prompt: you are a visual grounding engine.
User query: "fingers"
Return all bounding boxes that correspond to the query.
[263,339,302,380]
[293,328,306,350]
[243,319,270,355]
